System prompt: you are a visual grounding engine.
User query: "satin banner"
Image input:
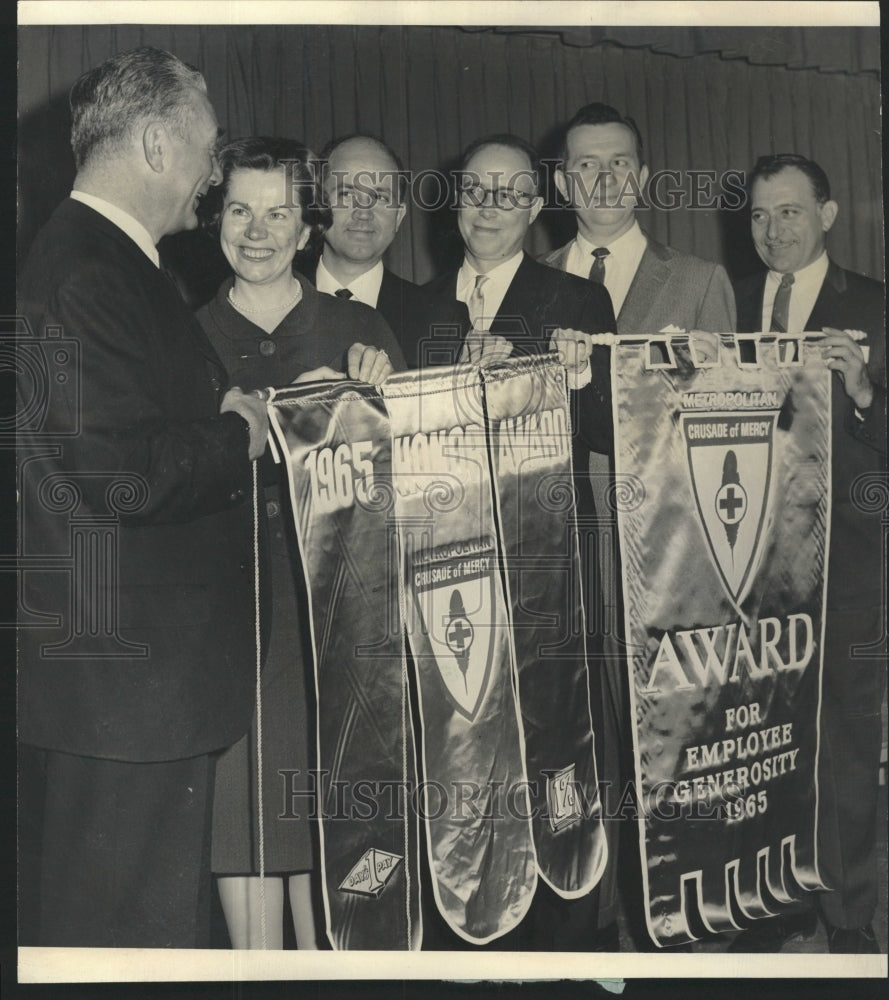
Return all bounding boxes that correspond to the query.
[613,335,830,947]
[268,381,421,951]
[481,355,607,898]
[381,364,537,944]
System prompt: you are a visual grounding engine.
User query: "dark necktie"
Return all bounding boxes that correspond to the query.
[335,288,353,300]
[769,273,794,333]
[588,247,610,284]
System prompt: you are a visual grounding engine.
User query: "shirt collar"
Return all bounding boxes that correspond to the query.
[316,255,385,307]
[70,190,159,268]
[575,219,646,261]
[767,250,829,287]
[457,250,524,299]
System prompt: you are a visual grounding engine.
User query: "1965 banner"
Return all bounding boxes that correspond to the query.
[613,334,831,947]
[267,356,606,949]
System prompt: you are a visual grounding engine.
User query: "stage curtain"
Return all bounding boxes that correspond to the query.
[18,25,882,288]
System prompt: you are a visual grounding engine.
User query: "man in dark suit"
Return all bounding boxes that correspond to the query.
[425,133,618,950]
[310,133,468,367]
[17,46,268,947]
[732,153,885,954]
[541,101,736,951]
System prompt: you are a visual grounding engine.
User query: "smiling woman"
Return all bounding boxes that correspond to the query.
[194,136,405,950]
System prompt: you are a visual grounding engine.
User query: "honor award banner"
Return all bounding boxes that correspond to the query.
[613,334,831,947]
[381,364,537,945]
[268,381,421,951]
[482,355,607,898]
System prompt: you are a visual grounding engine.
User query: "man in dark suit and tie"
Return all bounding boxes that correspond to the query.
[310,133,468,367]
[425,133,619,950]
[540,103,736,949]
[732,154,885,954]
[17,46,268,947]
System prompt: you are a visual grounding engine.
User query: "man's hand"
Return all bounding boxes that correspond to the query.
[689,330,720,365]
[550,328,596,375]
[347,343,393,385]
[820,327,874,409]
[220,387,269,461]
[459,331,514,365]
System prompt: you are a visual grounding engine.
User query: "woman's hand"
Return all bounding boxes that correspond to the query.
[347,343,394,385]
[292,366,345,383]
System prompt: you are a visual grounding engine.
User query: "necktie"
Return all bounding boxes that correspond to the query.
[769,273,794,333]
[335,288,353,300]
[468,274,489,331]
[588,247,610,284]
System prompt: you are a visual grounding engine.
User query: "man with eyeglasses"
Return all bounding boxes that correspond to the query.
[311,133,468,366]
[730,154,885,955]
[425,133,619,952]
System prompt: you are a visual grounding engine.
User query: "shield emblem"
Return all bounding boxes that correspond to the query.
[412,542,499,722]
[682,412,777,607]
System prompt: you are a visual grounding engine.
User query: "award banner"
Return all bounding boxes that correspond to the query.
[614,334,830,947]
[268,382,421,951]
[481,355,607,897]
[381,365,537,945]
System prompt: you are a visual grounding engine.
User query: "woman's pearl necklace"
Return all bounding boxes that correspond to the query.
[229,279,302,315]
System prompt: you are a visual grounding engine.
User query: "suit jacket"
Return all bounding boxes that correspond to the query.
[735,259,886,608]
[542,234,736,335]
[302,261,469,370]
[425,253,617,515]
[18,198,258,761]
[376,267,470,369]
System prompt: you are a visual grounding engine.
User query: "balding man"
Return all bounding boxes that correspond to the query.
[310,132,468,367]
[17,46,266,947]
[731,154,885,955]
[425,133,619,951]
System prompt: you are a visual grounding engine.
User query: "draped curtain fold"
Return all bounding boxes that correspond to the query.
[18,25,882,286]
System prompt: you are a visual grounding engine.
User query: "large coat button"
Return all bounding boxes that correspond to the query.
[259,339,276,356]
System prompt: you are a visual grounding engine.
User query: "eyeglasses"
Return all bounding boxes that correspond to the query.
[458,183,537,211]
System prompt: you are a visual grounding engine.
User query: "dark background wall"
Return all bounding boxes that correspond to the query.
[18,24,882,301]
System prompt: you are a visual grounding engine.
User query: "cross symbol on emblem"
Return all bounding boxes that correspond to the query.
[716,482,747,524]
[446,616,474,654]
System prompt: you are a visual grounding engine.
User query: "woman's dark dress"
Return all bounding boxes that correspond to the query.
[198,271,404,873]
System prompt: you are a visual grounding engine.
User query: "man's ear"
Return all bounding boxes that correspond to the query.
[142,121,169,174]
[554,167,569,203]
[394,202,407,232]
[820,199,839,233]
[528,196,544,226]
[638,163,650,192]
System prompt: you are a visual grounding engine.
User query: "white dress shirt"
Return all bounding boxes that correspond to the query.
[759,251,829,332]
[70,190,159,268]
[455,251,524,331]
[316,256,384,308]
[564,221,648,317]
[457,250,590,387]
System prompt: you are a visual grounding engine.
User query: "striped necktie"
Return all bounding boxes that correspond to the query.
[468,274,489,331]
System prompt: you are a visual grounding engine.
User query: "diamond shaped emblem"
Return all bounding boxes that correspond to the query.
[338,848,403,897]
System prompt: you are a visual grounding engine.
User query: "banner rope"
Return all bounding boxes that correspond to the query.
[252,457,267,949]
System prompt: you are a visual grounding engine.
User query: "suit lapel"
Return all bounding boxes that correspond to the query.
[805,259,847,331]
[543,241,572,272]
[490,254,537,335]
[736,271,768,333]
[617,242,670,333]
